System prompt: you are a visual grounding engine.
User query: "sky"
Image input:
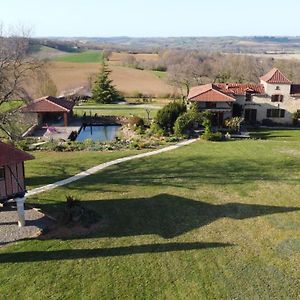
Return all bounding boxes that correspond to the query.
[0,0,299,37]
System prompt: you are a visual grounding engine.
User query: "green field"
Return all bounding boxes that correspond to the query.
[53,51,103,63]
[1,130,300,299]
[152,70,167,79]
[74,103,161,119]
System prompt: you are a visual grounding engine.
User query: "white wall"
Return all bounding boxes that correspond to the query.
[260,80,291,96]
[251,95,300,124]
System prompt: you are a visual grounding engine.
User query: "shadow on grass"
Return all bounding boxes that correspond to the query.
[0,242,233,263]
[32,194,300,239]
[2,194,299,262]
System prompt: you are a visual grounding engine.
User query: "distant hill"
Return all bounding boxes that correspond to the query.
[33,36,300,54]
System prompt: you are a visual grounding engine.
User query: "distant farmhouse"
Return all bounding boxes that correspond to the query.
[188,68,300,126]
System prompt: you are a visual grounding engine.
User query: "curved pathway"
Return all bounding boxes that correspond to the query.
[27,139,196,197]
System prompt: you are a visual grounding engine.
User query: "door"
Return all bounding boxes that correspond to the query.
[244,109,257,124]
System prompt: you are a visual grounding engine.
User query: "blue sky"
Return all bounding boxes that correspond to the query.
[1,0,299,37]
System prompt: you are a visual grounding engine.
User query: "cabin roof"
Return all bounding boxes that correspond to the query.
[0,141,34,166]
[20,96,75,113]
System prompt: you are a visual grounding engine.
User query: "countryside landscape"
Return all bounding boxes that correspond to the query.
[1,1,300,299]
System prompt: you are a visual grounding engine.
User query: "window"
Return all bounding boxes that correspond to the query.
[267,109,285,118]
[275,86,281,90]
[245,92,252,102]
[0,168,4,181]
[271,94,283,102]
[205,102,217,109]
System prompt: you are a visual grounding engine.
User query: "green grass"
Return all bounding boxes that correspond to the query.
[25,150,141,189]
[53,51,103,63]
[0,100,24,112]
[74,103,161,119]
[1,130,300,299]
[249,128,300,141]
[152,70,167,79]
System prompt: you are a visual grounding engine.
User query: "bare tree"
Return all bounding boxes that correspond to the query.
[0,25,43,139]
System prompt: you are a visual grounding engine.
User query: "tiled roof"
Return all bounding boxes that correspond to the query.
[214,83,265,95]
[260,68,292,84]
[20,96,75,113]
[0,141,34,166]
[188,80,266,103]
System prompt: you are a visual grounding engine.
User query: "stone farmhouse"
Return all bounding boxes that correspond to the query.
[188,68,300,126]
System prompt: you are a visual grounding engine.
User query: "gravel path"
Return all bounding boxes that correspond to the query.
[27,139,196,197]
[0,205,53,247]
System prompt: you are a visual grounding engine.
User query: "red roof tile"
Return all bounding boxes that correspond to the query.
[20,96,75,113]
[260,68,292,84]
[214,83,265,95]
[0,141,34,166]
[188,84,236,102]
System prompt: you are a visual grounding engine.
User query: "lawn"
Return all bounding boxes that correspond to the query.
[1,130,300,299]
[53,51,103,63]
[74,103,161,119]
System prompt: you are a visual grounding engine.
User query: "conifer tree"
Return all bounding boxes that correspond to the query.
[92,60,123,103]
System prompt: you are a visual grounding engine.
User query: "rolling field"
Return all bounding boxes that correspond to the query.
[53,50,103,63]
[1,130,300,299]
[46,61,174,97]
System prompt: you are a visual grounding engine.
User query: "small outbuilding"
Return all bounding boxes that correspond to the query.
[0,141,34,226]
[20,96,75,127]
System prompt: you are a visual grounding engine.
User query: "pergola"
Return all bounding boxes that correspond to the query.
[20,96,75,127]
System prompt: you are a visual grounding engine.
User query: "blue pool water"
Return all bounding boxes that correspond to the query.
[76,125,121,142]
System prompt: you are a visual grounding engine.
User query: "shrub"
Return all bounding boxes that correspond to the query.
[59,195,99,228]
[224,117,244,133]
[147,122,166,137]
[155,101,186,133]
[129,115,144,128]
[201,131,223,141]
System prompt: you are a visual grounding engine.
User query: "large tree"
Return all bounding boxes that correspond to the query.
[91,61,123,103]
[0,25,42,140]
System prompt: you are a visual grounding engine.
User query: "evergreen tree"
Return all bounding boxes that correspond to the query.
[92,61,123,103]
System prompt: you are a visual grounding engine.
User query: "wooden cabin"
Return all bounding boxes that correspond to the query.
[0,141,34,203]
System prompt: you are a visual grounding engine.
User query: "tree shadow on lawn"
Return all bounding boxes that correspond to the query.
[34,193,300,239]
[1,193,299,263]
[0,241,233,263]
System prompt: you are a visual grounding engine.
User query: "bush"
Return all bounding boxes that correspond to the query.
[173,111,199,137]
[147,122,165,137]
[224,117,243,133]
[59,195,99,228]
[129,115,144,128]
[201,131,223,141]
[155,101,186,133]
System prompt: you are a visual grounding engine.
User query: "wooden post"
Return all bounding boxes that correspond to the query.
[15,197,25,227]
[63,112,68,127]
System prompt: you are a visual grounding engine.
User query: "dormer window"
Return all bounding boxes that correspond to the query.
[245,92,252,102]
[271,94,283,102]
[275,86,281,90]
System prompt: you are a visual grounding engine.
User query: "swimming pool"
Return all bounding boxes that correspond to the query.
[76,125,121,142]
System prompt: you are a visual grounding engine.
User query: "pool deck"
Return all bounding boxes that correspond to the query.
[31,126,81,140]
